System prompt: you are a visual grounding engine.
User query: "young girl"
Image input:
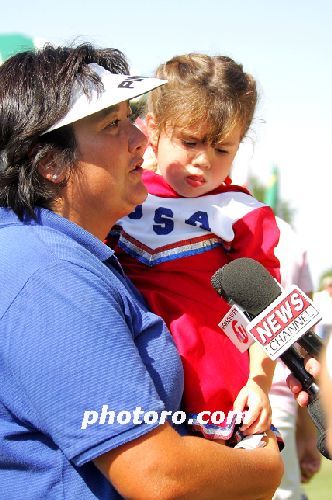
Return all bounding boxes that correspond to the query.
[113,53,281,442]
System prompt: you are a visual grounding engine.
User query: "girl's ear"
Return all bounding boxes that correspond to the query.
[145,112,159,150]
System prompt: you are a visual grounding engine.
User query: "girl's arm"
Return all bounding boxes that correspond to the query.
[234,343,276,434]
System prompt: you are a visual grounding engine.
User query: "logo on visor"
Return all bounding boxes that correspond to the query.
[118,76,146,89]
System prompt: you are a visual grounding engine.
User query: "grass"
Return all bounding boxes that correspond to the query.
[303,457,332,499]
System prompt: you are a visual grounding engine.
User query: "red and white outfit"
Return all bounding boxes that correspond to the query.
[116,170,280,439]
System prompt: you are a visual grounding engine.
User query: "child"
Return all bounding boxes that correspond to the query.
[113,53,281,442]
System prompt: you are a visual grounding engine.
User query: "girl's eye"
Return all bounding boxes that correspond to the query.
[216,148,229,154]
[182,140,197,147]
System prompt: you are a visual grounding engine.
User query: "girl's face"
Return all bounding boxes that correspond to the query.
[147,115,241,197]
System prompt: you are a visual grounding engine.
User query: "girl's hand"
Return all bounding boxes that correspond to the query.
[233,379,272,435]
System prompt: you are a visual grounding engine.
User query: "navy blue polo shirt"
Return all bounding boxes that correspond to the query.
[0,207,184,499]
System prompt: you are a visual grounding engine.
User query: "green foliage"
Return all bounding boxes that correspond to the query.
[318,268,332,290]
[248,173,294,224]
[130,95,147,121]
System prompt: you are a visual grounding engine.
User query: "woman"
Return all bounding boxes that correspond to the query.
[0,44,283,499]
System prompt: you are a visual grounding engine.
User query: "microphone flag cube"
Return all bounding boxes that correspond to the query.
[218,305,254,352]
[246,286,321,360]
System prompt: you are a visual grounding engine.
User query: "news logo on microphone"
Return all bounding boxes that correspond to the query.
[246,286,321,360]
[218,305,253,352]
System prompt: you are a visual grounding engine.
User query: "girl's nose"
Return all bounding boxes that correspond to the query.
[192,150,210,170]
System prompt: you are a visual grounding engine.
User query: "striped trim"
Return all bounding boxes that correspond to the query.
[188,412,237,440]
[118,232,223,266]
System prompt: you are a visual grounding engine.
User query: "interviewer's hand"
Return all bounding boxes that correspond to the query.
[287,357,321,407]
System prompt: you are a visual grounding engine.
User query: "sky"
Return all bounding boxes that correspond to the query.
[1,0,332,287]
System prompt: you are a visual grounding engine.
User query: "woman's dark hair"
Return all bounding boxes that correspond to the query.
[0,43,129,219]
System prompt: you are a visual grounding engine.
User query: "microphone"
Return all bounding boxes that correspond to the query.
[211,257,330,459]
[211,258,323,357]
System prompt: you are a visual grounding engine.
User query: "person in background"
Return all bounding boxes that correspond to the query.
[113,53,281,444]
[0,44,283,499]
[288,347,332,458]
[320,336,332,454]
[270,217,321,500]
[313,275,332,340]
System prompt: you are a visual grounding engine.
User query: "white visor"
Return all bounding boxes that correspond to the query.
[42,63,167,134]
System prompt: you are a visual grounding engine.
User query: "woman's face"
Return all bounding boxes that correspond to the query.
[63,101,147,239]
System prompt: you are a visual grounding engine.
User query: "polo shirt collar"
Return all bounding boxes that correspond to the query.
[0,207,115,263]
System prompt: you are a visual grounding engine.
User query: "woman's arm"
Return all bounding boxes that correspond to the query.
[94,422,283,499]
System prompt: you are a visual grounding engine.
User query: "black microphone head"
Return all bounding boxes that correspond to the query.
[211,257,281,316]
